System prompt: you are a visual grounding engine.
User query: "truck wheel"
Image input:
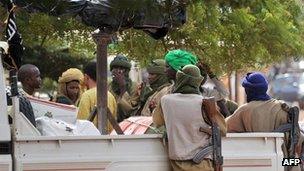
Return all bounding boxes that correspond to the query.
[19,96,36,127]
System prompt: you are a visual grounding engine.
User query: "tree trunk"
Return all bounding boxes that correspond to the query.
[235,71,238,103]
[228,73,232,100]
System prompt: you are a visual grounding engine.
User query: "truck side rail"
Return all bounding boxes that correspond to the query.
[13,133,285,171]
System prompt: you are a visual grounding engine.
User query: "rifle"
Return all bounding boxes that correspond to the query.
[192,97,223,171]
[88,106,124,135]
[285,105,300,159]
[274,103,300,171]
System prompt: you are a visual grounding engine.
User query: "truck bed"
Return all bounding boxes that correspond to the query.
[13,133,284,171]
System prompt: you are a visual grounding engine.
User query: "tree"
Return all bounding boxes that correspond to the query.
[1,0,304,76]
[23,46,91,81]
[114,0,304,75]
[0,6,95,80]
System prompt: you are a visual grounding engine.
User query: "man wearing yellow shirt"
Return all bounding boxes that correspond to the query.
[77,61,117,132]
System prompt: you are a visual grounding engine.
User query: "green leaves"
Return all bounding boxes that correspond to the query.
[116,0,304,74]
[1,0,304,76]
[16,12,95,55]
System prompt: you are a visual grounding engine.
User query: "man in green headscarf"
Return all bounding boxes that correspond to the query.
[140,50,199,116]
[131,59,171,116]
[153,65,226,171]
[165,49,198,71]
[164,49,198,81]
[109,54,137,122]
[150,49,232,117]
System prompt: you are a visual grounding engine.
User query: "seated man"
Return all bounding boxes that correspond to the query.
[161,49,231,117]
[153,65,226,171]
[149,49,200,115]
[226,72,303,170]
[226,72,289,132]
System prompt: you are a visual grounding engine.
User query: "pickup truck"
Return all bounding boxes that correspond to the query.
[0,42,285,171]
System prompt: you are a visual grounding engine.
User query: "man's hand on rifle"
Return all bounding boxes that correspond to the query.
[197,62,216,79]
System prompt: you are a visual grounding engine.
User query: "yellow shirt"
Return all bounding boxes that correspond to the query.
[77,87,117,132]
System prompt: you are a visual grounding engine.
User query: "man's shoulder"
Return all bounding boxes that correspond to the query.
[162,93,203,101]
[107,91,115,100]
[56,95,72,105]
[248,99,282,106]
[238,99,282,111]
[82,88,115,101]
[19,88,30,97]
[83,87,96,96]
[153,84,172,96]
[269,98,284,105]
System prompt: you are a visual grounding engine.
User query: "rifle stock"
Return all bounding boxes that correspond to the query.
[88,106,124,135]
[281,103,300,158]
[279,103,300,171]
[201,97,223,171]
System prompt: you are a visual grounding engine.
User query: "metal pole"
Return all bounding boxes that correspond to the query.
[92,31,112,134]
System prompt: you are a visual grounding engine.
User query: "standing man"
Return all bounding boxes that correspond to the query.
[78,61,117,132]
[132,59,171,116]
[17,64,42,96]
[153,65,226,171]
[17,64,42,127]
[54,68,84,105]
[109,55,137,122]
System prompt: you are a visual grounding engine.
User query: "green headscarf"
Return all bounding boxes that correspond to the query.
[146,59,168,90]
[110,54,133,95]
[110,54,132,71]
[173,65,204,94]
[140,59,169,104]
[165,49,198,71]
[146,59,166,74]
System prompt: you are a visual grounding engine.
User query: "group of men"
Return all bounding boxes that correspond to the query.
[15,49,304,171]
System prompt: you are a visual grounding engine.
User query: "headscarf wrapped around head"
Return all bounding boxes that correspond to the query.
[165,49,198,71]
[242,72,271,102]
[58,68,84,84]
[146,59,166,75]
[56,68,84,105]
[139,59,169,103]
[110,54,132,71]
[110,55,133,95]
[146,59,169,88]
[173,65,204,94]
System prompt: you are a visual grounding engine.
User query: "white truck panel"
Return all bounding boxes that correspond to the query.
[223,133,284,171]
[14,133,285,171]
[14,135,170,171]
[0,52,10,141]
[0,155,12,171]
[28,97,78,124]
